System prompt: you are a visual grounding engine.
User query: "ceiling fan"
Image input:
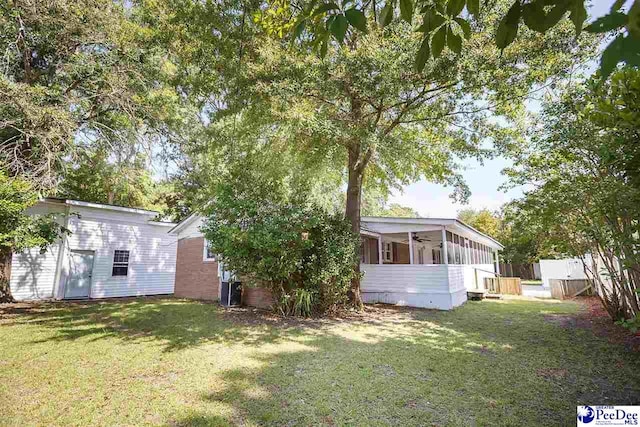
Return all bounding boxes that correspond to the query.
[411,232,431,243]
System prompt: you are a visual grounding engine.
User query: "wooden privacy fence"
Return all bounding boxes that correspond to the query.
[549,279,594,300]
[498,263,539,280]
[484,277,522,295]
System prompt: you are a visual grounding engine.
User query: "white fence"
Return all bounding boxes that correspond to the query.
[539,258,587,288]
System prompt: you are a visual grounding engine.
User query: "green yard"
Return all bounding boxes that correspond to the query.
[1,298,639,426]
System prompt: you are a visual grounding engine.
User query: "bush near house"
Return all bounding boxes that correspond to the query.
[201,162,359,316]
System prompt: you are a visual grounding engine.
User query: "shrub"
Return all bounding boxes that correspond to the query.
[201,165,359,316]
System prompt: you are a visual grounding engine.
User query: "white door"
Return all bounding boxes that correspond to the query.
[64,251,94,299]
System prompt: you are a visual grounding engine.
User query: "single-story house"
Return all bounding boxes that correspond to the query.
[170,214,504,310]
[8,198,177,300]
[9,199,503,310]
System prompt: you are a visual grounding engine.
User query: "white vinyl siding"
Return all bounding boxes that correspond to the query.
[62,209,177,299]
[360,264,467,310]
[9,245,60,300]
[9,202,66,301]
[10,202,177,301]
[361,264,450,294]
[360,263,495,309]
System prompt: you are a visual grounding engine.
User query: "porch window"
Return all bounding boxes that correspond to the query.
[432,246,442,264]
[472,241,478,264]
[446,231,454,264]
[463,238,469,264]
[203,239,217,262]
[453,234,461,264]
[383,242,393,262]
[360,239,371,264]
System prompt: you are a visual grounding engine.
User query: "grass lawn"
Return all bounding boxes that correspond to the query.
[1,297,639,426]
[521,280,543,286]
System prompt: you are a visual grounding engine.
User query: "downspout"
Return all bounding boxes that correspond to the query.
[52,204,71,300]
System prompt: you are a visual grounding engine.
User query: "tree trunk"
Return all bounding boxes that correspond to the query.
[0,248,14,303]
[346,146,364,309]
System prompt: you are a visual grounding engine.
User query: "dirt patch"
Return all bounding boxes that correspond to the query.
[472,344,495,357]
[537,368,569,380]
[544,297,640,352]
[374,364,396,377]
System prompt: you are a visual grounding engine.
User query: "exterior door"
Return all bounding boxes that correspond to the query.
[64,251,94,299]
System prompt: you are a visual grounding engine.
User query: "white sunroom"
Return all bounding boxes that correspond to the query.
[358,217,504,310]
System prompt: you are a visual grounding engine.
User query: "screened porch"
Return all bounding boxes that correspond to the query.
[357,217,504,310]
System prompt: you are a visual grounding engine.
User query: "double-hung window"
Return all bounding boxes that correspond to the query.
[112,250,130,276]
[203,239,217,262]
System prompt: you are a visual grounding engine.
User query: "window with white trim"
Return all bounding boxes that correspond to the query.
[383,242,393,262]
[112,250,130,276]
[203,239,217,262]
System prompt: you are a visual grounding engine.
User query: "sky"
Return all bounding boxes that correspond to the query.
[388,1,620,218]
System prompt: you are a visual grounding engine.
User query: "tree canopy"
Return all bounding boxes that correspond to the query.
[504,68,640,322]
[279,0,638,78]
[457,208,501,238]
[1,0,186,188]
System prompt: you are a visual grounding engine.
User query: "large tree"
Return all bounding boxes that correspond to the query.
[225,1,593,305]
[0,0,186,188]
[0,0,193,299]
[457,208,501,238]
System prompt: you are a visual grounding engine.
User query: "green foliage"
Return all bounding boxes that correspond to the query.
[0,171,67,301]
[616,317,640,334]
[284,0,636,76]
[504,69,640,320]
[242,6,588,211]
[360,188,420,217]
[0,171,66,254]
[457,206,564,264]
[0,0,188,188]
[201,157,359,316]
[60,149,157,210]
[457,208,501,238]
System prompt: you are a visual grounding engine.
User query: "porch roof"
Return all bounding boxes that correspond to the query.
[361,216,504,250]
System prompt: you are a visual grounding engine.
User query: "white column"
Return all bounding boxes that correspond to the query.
[495,250,500,274]
[408,232,414,264]
[378,236,383,264]
[441,227,448,265]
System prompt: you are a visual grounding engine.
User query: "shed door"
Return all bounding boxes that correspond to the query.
[64,251,94,299]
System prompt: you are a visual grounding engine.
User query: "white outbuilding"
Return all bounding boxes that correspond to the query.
[9,198,177,301]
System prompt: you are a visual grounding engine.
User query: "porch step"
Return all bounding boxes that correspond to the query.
[485,293,503,300]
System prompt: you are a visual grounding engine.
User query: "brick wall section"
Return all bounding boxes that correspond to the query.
[242,286,273,309]
[175,237,219,300]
